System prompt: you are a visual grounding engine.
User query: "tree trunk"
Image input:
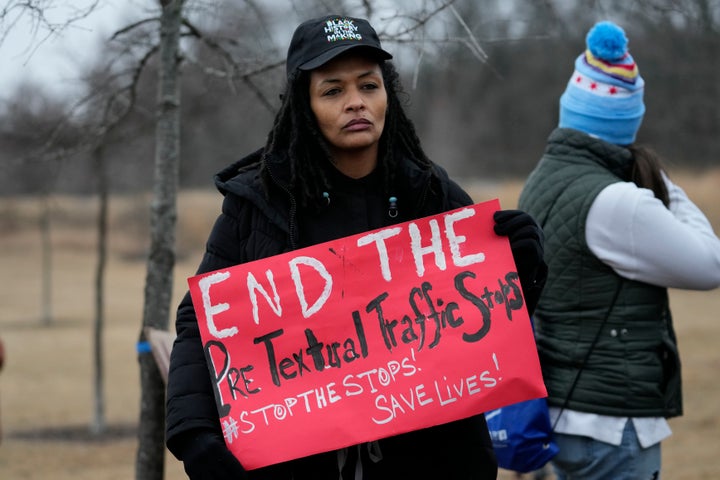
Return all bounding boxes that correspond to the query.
[91,144,108,435]
[135,1,184,479]
[40,194,52,326]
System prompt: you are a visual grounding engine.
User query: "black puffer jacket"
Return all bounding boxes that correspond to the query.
[167,149,542,479]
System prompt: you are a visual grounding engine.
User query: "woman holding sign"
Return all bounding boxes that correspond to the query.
[518,21,720,480]
[166,14,547,480]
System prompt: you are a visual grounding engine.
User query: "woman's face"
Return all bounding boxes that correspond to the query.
[309,53,387,171]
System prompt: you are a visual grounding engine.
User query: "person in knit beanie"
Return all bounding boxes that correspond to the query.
[559,21,645,145]
[518,20,720,480]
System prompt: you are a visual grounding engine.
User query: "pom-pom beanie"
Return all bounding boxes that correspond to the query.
[559,21,645,145]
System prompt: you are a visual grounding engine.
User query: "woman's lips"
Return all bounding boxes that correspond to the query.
[344,118,372,131]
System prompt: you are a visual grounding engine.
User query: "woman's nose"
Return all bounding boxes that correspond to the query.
[345,87,365,111]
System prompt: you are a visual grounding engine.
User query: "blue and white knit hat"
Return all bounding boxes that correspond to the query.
[559,21,645,145]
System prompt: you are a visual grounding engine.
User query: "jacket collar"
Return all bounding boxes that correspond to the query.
[547,128,633,180]
[212,147,443,244]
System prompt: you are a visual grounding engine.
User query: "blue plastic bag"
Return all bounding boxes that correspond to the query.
[485,397,558,473]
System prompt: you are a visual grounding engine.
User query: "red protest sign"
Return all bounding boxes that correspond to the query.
[188,199,546,470]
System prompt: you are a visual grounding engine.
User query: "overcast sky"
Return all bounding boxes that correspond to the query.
[1,0,137,100]
[0,0,486,102]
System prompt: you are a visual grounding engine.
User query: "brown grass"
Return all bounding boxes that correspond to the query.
[1,169,719,479]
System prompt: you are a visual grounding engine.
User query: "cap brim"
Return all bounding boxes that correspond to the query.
[299,44,392,71]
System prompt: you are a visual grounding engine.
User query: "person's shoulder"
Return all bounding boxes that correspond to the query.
[447,179,473,207]
[214,148,264,195]
[590,180,661,222]
[428,161,473,207]
[596,180,654,204]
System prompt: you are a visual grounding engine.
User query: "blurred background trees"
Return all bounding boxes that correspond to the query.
[1,0,717,198]
[0,1,717,478]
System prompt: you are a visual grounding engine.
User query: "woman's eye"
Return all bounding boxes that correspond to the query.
[362,83,378,90]
[323,88,341,96]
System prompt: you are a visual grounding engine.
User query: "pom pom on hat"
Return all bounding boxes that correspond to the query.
[559,20,645,145]
[582,21,639,88]
[586,21,628,61]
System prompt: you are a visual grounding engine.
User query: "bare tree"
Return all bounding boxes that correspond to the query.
[39,191,52,325]
[2,0,157,443]
[91,142,108,434]
[3,83,82,326]
[0,0,100,53]
[136,0,184,478]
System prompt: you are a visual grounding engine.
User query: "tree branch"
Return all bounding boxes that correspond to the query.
[181,17,281,114]
[110,17,161,40]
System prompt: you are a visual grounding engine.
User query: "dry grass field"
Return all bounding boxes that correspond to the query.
[0,169,718,479]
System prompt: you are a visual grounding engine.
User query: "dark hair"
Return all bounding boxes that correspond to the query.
[628,145,669,207]
[260,58,434,207]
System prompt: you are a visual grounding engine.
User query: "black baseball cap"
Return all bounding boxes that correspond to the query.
[286,15,392,79]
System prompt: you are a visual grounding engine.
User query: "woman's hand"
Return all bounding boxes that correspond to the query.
[179,429,248,480]
[493,209,547,314]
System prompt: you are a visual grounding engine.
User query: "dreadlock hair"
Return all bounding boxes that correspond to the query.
[628,144,670,208]
[260,57,436,209]
[378,59,436,197]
